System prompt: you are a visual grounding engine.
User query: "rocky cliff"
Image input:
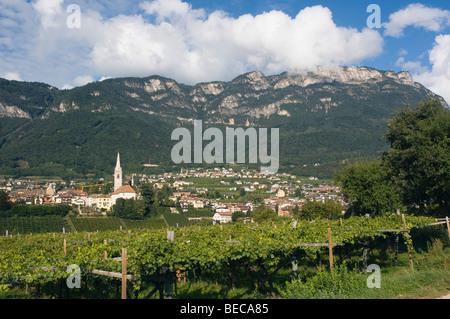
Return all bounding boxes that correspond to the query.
[0,67,446,178]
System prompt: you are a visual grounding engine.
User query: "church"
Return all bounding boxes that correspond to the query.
[110,153,137,206]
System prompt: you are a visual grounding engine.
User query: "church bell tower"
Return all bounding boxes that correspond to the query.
[114,152,122,191]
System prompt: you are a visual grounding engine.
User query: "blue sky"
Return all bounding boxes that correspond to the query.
[0,0,449,102]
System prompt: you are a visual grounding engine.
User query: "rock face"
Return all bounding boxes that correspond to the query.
[276,67,418,88]
[0,103,31,119]
[0,66,447,176]
[1,67,446,123]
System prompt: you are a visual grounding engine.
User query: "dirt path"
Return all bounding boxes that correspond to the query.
[439,293,450,299]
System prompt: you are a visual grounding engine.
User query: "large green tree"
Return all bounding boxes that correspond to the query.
[335,160,401,216]
[0,190,12,212]
[300,200,344,220]
[249,207,278,223]
[111,198,147,219]
[382,98,450,215]
[139,182,157,216]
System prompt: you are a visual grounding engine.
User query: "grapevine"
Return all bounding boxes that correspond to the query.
[0,214,437,298]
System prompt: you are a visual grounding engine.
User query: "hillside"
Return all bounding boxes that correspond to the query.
[0,66,446,179]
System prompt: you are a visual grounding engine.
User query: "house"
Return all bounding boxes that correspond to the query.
[91,194,111,211]
[193,200,204,209]
[54,193,73,204]
[277,189,286,198]
[173,181,193,189]
[277,208,291,217]
[72,198,86,206]
[110,185,137,206]
[213,211,233,224]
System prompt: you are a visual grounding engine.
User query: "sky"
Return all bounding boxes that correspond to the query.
[0,0,449,103]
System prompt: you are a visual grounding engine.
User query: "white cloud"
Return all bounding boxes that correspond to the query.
[395,56,428,74]
[384,3,450,37]
[0,0,384,88]
[32,0,65,28]
[74,75,95,86]
[0,71,23,81]
[62,75,96,89]
[90,1,383,84]
[412,34,450,104]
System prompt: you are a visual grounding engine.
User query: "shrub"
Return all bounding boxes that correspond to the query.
[280,263,366,299]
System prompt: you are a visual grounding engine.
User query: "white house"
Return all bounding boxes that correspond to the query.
[110,185,137,206]
[213,211,233,224]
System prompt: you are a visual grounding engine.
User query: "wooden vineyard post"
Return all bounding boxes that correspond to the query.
[104,240,107,260]
[63,239,67,256]
[121,248,127,299]
[328,228,333,269]
[402,214,414,270]
[176,269,181,283]
[446,217,450,243]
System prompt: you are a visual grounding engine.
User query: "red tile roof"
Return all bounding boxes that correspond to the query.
[111,185,136,195]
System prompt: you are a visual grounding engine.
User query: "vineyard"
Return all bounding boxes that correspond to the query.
[0,217,71,235]
[0,216,166,235]
[0,213,446,299]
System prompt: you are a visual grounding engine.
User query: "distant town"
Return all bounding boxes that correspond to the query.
[0,153,347,224]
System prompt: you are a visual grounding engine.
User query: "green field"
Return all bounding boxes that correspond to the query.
[0,217,72,235]
[0,216,167,235]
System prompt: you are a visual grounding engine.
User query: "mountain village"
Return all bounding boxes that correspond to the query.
[0,153,346,223]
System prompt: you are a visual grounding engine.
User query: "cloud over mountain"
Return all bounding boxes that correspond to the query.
[0,0,383,88]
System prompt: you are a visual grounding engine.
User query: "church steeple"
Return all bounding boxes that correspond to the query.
[115,152,121,169]
[114,152,122,191]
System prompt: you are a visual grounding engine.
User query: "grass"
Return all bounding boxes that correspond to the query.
[171,244,450,300]
[279,238,450,299]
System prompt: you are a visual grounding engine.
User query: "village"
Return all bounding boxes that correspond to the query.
[0,154,346,224]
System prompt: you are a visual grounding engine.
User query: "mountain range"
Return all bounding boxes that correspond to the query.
[0,66,447,180]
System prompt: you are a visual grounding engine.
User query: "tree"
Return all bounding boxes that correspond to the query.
[140,182,156,216]
[249,207,278,223]
[0,190,12,212]
[111,198,147,219]
[132,199,147,220]
[101,183,112,195]
[111,198,126,218]
[155,184,172,206]
[232,211,246,222]
[247,192,263,205]
[300,200,343,220]
[292,204,300,216]
[335,160,401,216]
[382,98,450,215]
